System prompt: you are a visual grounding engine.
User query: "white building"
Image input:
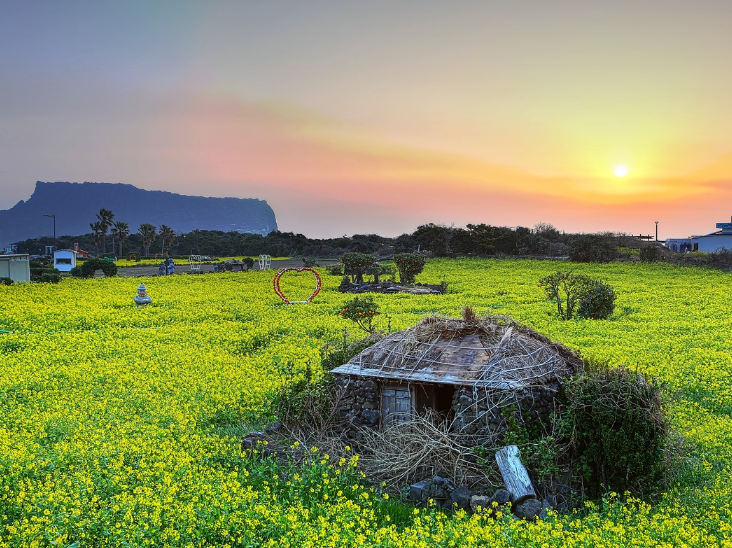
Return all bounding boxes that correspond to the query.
[667,217,732,253]
[0,254,31,283]
[53,249,78,272]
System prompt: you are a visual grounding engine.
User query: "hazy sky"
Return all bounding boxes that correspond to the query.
[2,1,732,239]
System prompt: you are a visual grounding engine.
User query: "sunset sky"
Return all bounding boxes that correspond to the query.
[2,1,732,239]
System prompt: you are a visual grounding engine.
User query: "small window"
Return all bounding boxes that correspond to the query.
[55,258,72,265]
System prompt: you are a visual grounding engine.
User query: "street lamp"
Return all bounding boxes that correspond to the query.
[44,214,56,252]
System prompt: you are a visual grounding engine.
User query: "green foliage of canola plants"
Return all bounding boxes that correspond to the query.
[0,259,731,546]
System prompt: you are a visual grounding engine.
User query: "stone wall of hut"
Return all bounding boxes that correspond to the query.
[334,375,564,442]
[334,377,381,435]
[451,383,563,439]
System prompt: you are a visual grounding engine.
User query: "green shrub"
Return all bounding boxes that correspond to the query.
[271,359,333,428]
[577,280,616,319]
[39,272,62,284]
[540,271,616,320]
[501,405,566,485]
[73,258,118,278]
[243,257,255,270]
[338,295,380,333]
[394,253,426,284]
[29,260,62,283]
[539,271,593,320]
[566,364,668,498]
[639,246,660,263]
[0,277,13,286]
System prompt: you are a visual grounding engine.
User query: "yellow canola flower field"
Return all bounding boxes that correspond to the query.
[1,259,731,547]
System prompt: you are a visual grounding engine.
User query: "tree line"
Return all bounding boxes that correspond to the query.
[15,215,626,262]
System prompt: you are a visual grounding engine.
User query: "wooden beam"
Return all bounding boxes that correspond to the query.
[495,445,537,504]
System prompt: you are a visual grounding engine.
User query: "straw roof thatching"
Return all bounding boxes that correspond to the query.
[331,312,583,390]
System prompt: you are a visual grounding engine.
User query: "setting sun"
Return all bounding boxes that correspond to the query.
[614,165,628,177]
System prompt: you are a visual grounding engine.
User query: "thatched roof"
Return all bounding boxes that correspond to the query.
[331,313,583,390]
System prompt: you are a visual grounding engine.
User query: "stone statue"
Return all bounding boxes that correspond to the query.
[134,283,152,307]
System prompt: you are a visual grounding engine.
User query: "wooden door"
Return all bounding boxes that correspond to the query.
[381,384,412,427]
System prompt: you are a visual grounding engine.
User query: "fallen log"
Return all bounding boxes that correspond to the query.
[495,445,537,505]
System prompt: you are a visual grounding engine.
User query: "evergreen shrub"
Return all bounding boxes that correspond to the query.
[577,280,616,319]
[72,258,118,278]
[566,364,668,498]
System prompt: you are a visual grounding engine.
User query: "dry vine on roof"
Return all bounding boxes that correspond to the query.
[332,306,583,391]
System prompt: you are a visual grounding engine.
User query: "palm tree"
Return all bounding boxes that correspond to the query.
[95,208,115,255]
[111,221,130,257]
[159,225,176,255]
[90,221,104,256]
[138,223,157,257]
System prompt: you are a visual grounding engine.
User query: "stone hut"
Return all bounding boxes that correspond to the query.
[331,312,583,439]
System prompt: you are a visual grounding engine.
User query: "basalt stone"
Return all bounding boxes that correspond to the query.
[539,498,553,520]
[409,480,431,502]
[514,498,543,520]
[264,421,282,434]
[450,486,474,510]
[361,409,380,426]
[490,489,511,506]
[470,495,492,513]
[240,432,266,451]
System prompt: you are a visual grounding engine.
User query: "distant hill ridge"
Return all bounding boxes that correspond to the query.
[0,181,277,247]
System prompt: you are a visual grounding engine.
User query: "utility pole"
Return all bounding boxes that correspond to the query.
[655,221,659,242]
[44,214,56,252]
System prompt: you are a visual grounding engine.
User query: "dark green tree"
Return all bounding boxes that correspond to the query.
[413,223,451,256]
[95,208,115,255]
[112,221,130,257]
[138,223,157,257]
[159,224,176,255]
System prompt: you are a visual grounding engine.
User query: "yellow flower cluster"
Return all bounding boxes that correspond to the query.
[0,260,731,546]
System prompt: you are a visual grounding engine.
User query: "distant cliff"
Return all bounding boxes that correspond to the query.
[0,181,277,247]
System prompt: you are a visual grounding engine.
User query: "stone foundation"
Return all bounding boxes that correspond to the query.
[334,375,564,441]
[334,377,381,431]
[451,384,562,438]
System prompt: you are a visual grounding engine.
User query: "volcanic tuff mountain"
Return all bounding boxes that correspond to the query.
[0,181,278,247]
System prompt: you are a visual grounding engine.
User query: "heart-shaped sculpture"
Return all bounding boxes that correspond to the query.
[273,267,322,304]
